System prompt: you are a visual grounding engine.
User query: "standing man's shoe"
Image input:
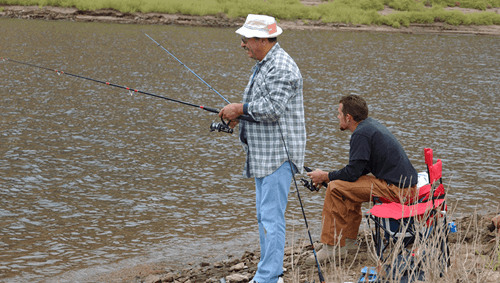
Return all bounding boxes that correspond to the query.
[248,274,284,283]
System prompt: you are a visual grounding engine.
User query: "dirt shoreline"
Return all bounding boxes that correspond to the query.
[1,4,500,36]
[85,213,500,283]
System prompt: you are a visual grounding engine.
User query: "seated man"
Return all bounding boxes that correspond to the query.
[306,94,418,264]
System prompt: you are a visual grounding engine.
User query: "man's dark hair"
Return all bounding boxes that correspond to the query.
[339,95,368,122]
[268,37,277,43]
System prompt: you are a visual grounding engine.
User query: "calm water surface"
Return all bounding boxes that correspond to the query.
[0,19,499,282]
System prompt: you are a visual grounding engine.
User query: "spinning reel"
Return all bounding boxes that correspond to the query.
[301,166,328,192]
[210,118,233,134]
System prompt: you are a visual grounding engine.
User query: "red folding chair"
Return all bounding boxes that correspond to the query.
[363,148,449,283]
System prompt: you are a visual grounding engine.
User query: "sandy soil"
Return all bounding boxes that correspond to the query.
[1,2,500,36]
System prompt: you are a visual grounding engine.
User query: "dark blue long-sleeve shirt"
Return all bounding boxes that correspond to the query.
[328,117,417,188]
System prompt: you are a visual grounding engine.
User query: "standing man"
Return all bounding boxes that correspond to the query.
[219,14,306,283]
[305,94,417,265]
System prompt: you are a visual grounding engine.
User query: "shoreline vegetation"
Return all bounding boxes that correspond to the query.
[0,0,499,35]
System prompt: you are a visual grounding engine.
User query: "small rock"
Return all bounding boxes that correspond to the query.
[223,258,239,266]
[161,273,175,282]
[226,273,249,283]
[214,261,223,268]
[200,261,210,267]
[191,267,203,274]
[284,246,302,256]
[230,262,245,272]
[144,274,161,283]
[240,250,255,260]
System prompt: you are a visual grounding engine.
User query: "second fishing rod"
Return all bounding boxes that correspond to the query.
[1,57,257,134]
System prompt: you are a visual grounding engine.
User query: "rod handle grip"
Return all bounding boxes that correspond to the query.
[201,106,258,123]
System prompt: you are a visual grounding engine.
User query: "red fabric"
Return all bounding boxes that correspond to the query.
[369,199,445,220]
[429,159,442,183]
[416,183,445,202]
[424,148,433,167]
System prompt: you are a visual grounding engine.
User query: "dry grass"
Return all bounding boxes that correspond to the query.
[284,195,500,283]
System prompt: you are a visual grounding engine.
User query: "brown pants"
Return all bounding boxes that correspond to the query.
[321,175,416,246]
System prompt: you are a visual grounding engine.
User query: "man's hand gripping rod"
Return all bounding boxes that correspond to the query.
[301,166,329,192]
[145,33,257,133]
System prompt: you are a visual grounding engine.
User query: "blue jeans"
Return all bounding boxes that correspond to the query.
[253,161,296,283]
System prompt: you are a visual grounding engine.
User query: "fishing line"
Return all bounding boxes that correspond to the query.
[145,33,231,105]
[1,57,257,125]
[145,33,261,131]
[275,117,325,283]
[258,88,325,283]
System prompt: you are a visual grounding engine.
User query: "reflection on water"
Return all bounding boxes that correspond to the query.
[0,18,499,282]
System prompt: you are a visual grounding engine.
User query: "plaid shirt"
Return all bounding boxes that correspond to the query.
[239,43,306,178]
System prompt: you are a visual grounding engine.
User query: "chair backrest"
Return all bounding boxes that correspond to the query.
[424,147,443,185]
[424,148,433,167]
[422,148,445,202]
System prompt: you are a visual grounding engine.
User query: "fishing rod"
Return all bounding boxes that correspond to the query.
[144,33,231,105]
[1,57,257,131]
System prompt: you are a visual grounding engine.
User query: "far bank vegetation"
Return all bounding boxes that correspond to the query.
[0,0,499,28]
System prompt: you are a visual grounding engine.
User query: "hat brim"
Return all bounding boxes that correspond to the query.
[235,26,283,38]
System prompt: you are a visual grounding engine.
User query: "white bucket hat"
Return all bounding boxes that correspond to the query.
[235,14,283,38]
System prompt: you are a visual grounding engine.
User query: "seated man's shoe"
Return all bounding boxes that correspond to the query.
[305,242,354,265]
[345,238,359,252]
[305,243,336,265]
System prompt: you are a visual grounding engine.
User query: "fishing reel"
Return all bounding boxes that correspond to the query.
[210,118,233,134]
[301,166,328,192]
[300,178,320,192]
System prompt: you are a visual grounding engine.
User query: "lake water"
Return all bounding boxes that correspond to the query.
[0,18,499,282]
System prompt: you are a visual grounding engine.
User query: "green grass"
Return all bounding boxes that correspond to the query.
[0,0,499,27]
